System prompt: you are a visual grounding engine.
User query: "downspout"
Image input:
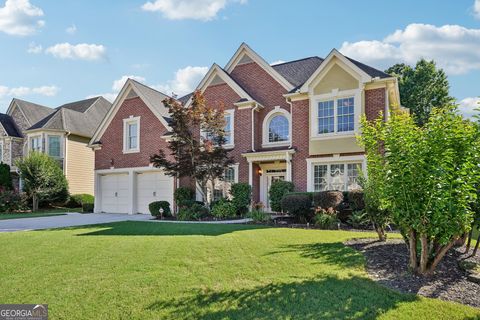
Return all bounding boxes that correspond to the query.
[286,97,293,148]
[251,103,260,152]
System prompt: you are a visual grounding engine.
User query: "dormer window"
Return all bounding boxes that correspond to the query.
[123,116,140,153]
[262,106,291,147]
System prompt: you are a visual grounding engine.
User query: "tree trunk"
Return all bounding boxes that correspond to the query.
[32,194,39,212]
[472,234,480,257]
[465,229,473,254]
[419,235,429,274]
[375,226,387,242]
[427,241,455,275]
[408,230,418,272]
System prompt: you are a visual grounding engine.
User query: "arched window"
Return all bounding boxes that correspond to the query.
[268,115,289,142]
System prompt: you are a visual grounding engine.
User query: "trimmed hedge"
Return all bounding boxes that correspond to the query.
[149,201,172,218]
[231,183,251,215]
[269,180,294,212]
[68,194,94,207]
[345,189,365,211]
[82,202,94,213]
[313,191,343,209]
[174,187,195,205]
[211,198,237,219]
[281,193,312,221]
[177,203,209,221]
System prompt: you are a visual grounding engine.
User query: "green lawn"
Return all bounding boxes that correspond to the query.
[0,222,478,319]
[0,207,81,220]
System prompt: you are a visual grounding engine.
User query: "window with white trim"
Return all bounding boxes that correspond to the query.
[30,136,42,152]
[313,162,362,191]
[317,96,355,134]
[123,117,140,153]
[212,166,238,201]
[268,115,289,142]
[47,135,61,158]
[224,112,233,145]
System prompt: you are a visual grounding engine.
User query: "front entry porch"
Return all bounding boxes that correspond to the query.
[242,149,295,212]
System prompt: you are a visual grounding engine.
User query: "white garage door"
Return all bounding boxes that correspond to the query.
[100,174,129,213]
[136,171,174,214]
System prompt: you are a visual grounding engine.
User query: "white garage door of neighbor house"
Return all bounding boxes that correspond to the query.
[136,172,174,214]
[100,174,129,213]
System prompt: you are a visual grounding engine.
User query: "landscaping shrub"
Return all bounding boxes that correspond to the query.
[281,194,312,221]
[313,191,343,209]
[344,189,365,211]
[247,209,271,223]
[174,187,195,205]
[0,190,25,212]
[347,210,371,229]
[68,194,94,207]
[0,163,13,190]
[314,207,340,229]
[230,183,251,215]
[211,198,237,219]
[149,201,172,218]
[177,203,209,221]
[269,180,294,212]
[82,202,94,213]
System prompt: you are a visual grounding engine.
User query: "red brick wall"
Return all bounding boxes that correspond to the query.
[291,98,310,192]
[95,97,170,170]
[229,62,290,151]
[365,88,386,121]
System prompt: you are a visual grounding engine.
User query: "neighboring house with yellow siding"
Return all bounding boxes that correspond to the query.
[1,97,112,195]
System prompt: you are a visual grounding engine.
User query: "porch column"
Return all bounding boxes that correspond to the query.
[286,152,292,181]
[128,169,136,215]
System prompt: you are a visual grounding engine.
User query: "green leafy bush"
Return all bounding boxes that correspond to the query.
[231,183,251,215]
[347,210,371,229]
[347,189,365,211]
[269,180,294,212]
[174,187,195,205]
[68,194,94,207]
[313,191,343,209]
[247,209,271,223]
[0,163,13,191]
[211,198,237,219]
[177,203,209,221]
[281,194,312,221]
[0,191,25,212]
[82,202,94,213]
[314,208,340,229]
[149,201,172,218]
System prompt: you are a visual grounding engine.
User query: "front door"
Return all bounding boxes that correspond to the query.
[265,171,286,212]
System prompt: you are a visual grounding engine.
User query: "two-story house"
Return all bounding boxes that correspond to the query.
[1,97,112,194]
[90,43,401,214]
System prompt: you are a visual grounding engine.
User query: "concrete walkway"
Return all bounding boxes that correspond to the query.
[0,213,151,232]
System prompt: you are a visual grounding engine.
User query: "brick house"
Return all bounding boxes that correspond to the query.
[89,43,401,214]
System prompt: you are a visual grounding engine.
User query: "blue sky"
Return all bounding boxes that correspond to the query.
[0,0,479,115]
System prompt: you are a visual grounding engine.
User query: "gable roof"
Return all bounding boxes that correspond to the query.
[89,78,172,146]
[7,98,54,127]
[272,57,324,88]
[0,113,22,137]
[345,56,391,79]
[27,97,112,138]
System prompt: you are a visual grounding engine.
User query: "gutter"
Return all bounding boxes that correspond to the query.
[251,103,260,152]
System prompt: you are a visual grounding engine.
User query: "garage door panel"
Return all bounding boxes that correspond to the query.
[136,172,173,214]
[100,174,129,213]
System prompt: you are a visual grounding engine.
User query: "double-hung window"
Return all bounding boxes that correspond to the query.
[123,117,140,153]
[30,136,42,152]
[212,166,238,201]
[48,136,61,158]
[224,113,233,146]
[313,162,362,191]
[317,96,355,135]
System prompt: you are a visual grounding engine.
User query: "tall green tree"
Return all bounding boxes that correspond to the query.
[361,107,480,275]
[16,152,69,211]
[386,59,454,126]
[150,91,234,205]
[0,162,13,191]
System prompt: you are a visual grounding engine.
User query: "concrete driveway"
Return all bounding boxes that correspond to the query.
[0,213,152,232]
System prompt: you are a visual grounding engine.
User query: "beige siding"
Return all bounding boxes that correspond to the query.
[309,136,364,155]
[66,135,94,195]
[313,62,359,95]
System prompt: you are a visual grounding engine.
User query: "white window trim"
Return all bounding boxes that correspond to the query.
[199,109,235,149]
[123,116,141,154]
[310,88,362,140]
[306,155,366,192]
[262,106,291,148]
[46,134,63,159]
[29,135,42,153]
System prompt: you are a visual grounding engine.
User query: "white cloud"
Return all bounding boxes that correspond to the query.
[0,0,44,36]
[141,0,246,21]
[270,60,285,65]
[0,84,58,99]
[474,0,480,19]
[154,66,208,96]
[87,75,146,102]
[45,42,107,61]
[458,97,480,119]
[27,41,42,53]
[65,23,76,34]
[340,23,480,75]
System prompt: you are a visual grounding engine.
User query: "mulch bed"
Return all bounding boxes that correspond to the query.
[345,238,480,308]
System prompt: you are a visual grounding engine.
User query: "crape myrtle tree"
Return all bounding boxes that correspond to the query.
[357,115,390,241]
[150,91,234,206]
[361,106,480,275]
[386,59,454,127]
